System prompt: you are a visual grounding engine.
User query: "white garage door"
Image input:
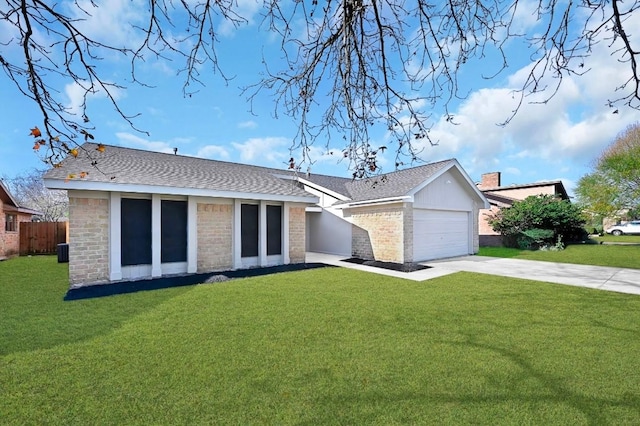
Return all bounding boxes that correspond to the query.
[414,209,470,261]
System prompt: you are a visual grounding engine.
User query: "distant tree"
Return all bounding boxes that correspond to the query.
[2,169,68,222]
[3,1,640,177]
[575,123,640,218]
[488,195,586,248]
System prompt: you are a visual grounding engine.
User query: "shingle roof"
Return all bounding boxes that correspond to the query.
[480,180,569,200]
[43,143,315,200]
[43,144,462,204]
[340,159,456,203]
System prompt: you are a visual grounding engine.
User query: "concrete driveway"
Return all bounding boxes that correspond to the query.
[306,252,640,296]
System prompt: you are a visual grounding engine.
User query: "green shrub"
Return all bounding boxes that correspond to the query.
[489,195,586,248]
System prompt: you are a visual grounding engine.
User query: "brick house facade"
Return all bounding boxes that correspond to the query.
[0,181,42,259]
[477,172,570,246]
[46,143,487,287]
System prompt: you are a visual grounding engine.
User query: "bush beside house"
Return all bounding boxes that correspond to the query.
[488,195,586,249]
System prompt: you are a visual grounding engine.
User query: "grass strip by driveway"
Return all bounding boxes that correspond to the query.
[479,244,640,269]
[591,234,640,244]
[2,256,640,424]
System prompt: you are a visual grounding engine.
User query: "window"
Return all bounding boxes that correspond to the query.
[161,200,187,263]
[266,205,282,255]
[5,214,17,232]
[121,198,152,266]
[241,204,259,257]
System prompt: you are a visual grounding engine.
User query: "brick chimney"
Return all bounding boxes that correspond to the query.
[478,172,501,190]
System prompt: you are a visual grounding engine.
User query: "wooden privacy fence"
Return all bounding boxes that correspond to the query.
[19,222,68,255]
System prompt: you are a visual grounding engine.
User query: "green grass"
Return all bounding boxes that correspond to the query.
[591,234,640,243]
[479,244,640,269]
[2,256,640,424]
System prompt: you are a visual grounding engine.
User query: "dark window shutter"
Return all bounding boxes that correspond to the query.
[121,198,152,266]
[161,200,187,263]
[266,205,282,255]
[241,204,259,257]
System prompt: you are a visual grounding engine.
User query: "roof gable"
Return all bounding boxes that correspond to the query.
[0,180,19,208]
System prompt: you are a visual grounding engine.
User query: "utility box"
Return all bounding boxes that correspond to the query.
[57,243,69,263]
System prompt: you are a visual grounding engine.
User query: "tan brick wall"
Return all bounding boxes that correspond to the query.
[347,204,406,263]
[288,206,306,264]
[197,203,233,272]
[68,197,109,285]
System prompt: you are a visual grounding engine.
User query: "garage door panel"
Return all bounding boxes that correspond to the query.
[414,210,470,261]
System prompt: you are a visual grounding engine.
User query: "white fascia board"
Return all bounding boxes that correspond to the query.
[271,173,350,202]
[44,178,319,204]
[335,196,412,209]
[305,206,323,213]
[405,161,490,209]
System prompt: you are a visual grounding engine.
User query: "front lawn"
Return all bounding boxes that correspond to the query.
[2,256,640,424]
[591,234,640,244]
[479,244,640,269]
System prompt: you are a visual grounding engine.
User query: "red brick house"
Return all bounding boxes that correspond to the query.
[0,180,42,258]
[477,172,570,246]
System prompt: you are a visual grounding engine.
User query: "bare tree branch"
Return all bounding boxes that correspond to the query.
[2,0,639,177]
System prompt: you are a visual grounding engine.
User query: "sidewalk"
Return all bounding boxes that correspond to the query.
[306,252,640,296]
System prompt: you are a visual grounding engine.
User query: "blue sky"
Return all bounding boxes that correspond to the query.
[2,0,640,196]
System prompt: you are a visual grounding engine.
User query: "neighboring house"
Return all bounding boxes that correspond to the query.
[44,143,488,287]
[0,180,42,259]
[476,172,570,246]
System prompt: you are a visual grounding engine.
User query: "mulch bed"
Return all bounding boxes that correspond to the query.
[64,262,332,301]
[341,257,431,273]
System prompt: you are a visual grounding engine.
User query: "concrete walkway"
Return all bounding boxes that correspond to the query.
[306,252,640,296]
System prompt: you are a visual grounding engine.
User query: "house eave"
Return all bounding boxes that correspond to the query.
[335,196,413,209]
[44,178,319,204]
[272,173,351,201]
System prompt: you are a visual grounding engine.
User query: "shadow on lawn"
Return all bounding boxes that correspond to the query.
[65,263,332,300]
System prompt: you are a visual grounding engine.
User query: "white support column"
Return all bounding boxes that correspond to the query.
[151,194,162,277]
[283,202,290,264]
[187,196,198,273]
[259,201,267,267]
[233,199,242,269]
[109,192,122,281]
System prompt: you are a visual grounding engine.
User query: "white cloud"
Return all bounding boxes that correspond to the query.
[218,0,261,36]
[412,28,640,179]
[232,137,290,166]
[238,120,258,129]
[115,132,175,154]
[64,0,146,47]
[197,145,230,160]
[65,82,123,116]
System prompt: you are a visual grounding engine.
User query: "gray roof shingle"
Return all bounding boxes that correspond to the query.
[44,143,315,199]
[340,159,455,203]
[44,143,459,204]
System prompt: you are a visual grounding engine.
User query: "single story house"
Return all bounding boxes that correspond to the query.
[476,172,570,246]
[44,143,488,287]
[0,180,42,259]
